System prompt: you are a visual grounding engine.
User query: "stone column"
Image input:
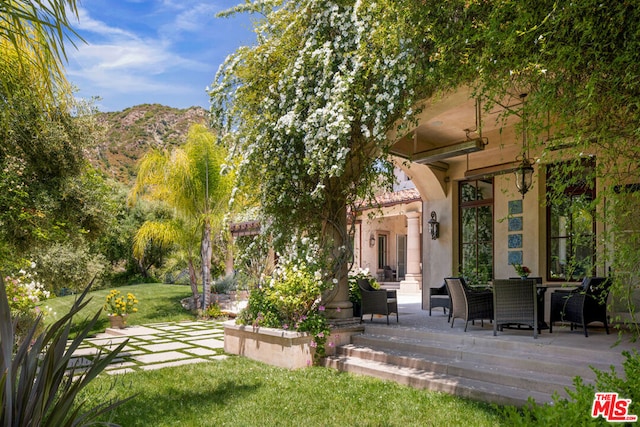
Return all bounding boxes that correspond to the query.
[400,210,422,293]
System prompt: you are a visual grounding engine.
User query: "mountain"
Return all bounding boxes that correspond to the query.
[89,104,207,184]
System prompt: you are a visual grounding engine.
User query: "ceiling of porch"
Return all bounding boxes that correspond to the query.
[390,87,526,175]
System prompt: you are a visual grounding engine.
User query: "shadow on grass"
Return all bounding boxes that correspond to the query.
[110,380,259,424]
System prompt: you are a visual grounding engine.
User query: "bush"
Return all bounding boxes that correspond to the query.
[32,241,109,294]
[4,264,49,347]
[237,261,331,363]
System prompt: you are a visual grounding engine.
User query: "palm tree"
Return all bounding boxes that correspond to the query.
[130,124,233,309]
[1,0,81,95]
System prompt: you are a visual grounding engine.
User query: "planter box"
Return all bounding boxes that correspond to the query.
[223,320,365,369]
[223,321,315,369]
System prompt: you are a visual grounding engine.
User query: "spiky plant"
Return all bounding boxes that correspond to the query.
[0,278,133,426]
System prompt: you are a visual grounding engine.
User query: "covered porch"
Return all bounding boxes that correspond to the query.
[326,291,638,407]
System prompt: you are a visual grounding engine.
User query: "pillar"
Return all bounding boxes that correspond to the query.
[400,210,422,293]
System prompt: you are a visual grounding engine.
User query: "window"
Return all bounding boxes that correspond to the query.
[546,160,596,281]
[459,179,494,282]
[377,234,388,269]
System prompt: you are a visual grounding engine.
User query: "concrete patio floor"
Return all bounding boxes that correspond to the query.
[387,291,638,362]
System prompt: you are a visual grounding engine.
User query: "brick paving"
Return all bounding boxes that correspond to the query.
[71,321,228,375]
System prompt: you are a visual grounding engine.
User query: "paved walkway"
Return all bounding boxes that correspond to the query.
[72,321,228,375]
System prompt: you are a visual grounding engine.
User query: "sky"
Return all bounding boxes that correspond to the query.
[65,0,257,112]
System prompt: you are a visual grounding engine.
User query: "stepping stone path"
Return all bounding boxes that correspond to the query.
[71,321,228,375]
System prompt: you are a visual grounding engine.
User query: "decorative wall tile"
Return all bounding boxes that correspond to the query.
[508,251,523,265]
[508,217,523,231]
[508,199,523,215]
[508,234,523,248]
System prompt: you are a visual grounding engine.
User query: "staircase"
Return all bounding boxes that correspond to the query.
[324,324,627,407]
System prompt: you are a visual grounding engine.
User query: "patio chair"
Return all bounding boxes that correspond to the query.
[444,277,493,332]
[429,282,450,318]
[493,279,538,338]
[357,278,398,325]
[549,277,611,337]
[383,265,396,281]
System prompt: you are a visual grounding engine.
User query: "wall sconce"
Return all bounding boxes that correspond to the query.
[369,233,376,247]
[428,211,439,240]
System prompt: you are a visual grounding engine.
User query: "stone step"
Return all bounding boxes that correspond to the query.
[363,324,624,374]
[351,333,602,381]
[334,343,574,397]
[325,324,626,407]
[324,353,553,408]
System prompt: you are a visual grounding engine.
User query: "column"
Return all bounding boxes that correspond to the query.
[400,210,422,293]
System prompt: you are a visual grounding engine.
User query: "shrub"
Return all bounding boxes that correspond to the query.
[32,241,109,294]
[237,260,331,363]
[0,278,132,426]
[4,263,50,347]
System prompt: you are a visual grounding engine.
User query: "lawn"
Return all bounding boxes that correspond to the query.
[82,357,506,427]
[45,284,507,425]
[40,283,196,336]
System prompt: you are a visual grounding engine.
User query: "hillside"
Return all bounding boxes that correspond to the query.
[89,104,207,183]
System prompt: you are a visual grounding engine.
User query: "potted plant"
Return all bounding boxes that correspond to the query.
[104,289,138,329]
[513,264,531,279]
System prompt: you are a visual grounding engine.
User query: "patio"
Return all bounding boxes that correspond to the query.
[394,291,636,354]
[326,291,638,407]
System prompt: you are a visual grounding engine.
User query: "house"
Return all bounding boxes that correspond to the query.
[351,168,423,293]
[382,86,638,318]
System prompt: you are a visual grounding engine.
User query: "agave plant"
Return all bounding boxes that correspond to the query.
[0,277,133,426]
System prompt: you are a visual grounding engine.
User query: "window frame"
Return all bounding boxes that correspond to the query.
[545,160,596,282]
[459,179,495,282]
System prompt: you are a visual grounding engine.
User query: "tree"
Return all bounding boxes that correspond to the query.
[210,0,451,316]
[130,124,233,308]
[0,0,81,96]
[213,1,640,329]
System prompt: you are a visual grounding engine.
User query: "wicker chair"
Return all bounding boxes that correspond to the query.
[444,277,493,331]
[493,279,538,338]
[357,278,398,324]
[429,282,451,318]
[549,277,611,337]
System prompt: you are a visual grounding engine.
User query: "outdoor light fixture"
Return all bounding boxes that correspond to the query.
[428,211,439,240]
[514,93,534,198]
[369,233,376,247]
[515,155,534,198]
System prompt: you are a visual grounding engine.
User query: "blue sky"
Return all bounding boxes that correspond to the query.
[65,1,256,112]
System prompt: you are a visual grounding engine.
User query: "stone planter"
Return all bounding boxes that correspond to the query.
[108,314,127,329]
[223,321,315,369]
[223,320,365,369]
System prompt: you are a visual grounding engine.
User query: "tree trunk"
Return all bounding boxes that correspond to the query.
[188,259,199,300]
[322,193,353,319]
[201,219,212,309]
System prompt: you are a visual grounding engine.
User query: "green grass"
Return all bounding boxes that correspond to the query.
[40,283,196,336]
[83,357,506,427]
